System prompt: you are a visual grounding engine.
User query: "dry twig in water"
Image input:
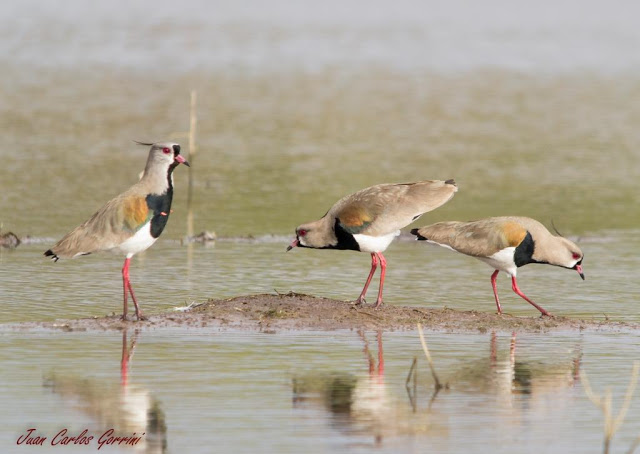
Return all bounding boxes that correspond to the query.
[405,357,418,412]
[417,323,444,390]
[582,361,640,454]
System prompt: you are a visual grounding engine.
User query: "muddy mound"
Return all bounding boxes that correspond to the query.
[10,292,634,333]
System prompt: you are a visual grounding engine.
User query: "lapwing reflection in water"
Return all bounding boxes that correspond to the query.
[452,332,582,419]
[292,330,448,447]
[44,330,167,453]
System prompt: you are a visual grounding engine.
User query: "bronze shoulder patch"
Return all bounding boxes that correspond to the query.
[339,205,372,228]
[502,221,527,247]
[338,204,375,235]
[122,196,150,230]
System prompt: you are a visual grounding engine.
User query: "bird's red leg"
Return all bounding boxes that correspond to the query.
[491,270,503,314]
[122,257,145,321]
[129,281,147,320]
[356,253,378,305]
[511,276,551,317]
[121,259,129,321]
[374,253,387,309]
[127,279,145,321]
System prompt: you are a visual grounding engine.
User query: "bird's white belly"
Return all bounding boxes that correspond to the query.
[478,247,518,276]
[353,230,400,253]
[116,222,158,256]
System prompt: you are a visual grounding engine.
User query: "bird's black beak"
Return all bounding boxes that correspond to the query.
[575,264,585,280]
[286,238,299,252]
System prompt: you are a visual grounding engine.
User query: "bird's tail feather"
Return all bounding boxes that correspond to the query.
[44,249,60,262]
[410,228,428,240]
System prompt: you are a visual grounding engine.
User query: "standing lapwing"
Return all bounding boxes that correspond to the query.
[287,180,458,308]
[411,216,584,316]
[45,142,189,320]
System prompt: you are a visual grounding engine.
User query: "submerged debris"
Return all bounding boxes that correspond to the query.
[0,231,21,249]
[173,301,204,312]
[182,230,217,244]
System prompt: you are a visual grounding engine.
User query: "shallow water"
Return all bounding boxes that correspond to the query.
[2,329,640,453]
[2,0,640,452]
[2,232,639,324]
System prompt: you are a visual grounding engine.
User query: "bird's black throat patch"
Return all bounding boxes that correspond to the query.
[330,218,361,251]
[146,190,173,238]
[145,165,177,238]
[513,231,537,267]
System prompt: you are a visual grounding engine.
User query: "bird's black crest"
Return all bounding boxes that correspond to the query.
[445,179,456,186]
[133,140,155,146]
[550,219,564,237]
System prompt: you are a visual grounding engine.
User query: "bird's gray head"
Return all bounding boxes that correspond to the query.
[136,141,190,171]
[286,218,336,251]
[533,220,585,280]
[554,236,585,280]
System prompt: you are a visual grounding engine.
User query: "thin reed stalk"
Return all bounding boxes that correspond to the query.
[582,361,640,454]
[186,90,198,239]
[417,323,443,390]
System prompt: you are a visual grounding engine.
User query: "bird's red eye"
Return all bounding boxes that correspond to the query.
[298,229,307,237]
[162,147,171,154]
[572,253,581,260]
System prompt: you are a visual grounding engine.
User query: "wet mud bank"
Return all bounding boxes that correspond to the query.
[8,293,636,333]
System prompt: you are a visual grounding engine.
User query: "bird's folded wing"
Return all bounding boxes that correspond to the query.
[334,181,457,236]
[49,194,151,257]
[416,219,527,257]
